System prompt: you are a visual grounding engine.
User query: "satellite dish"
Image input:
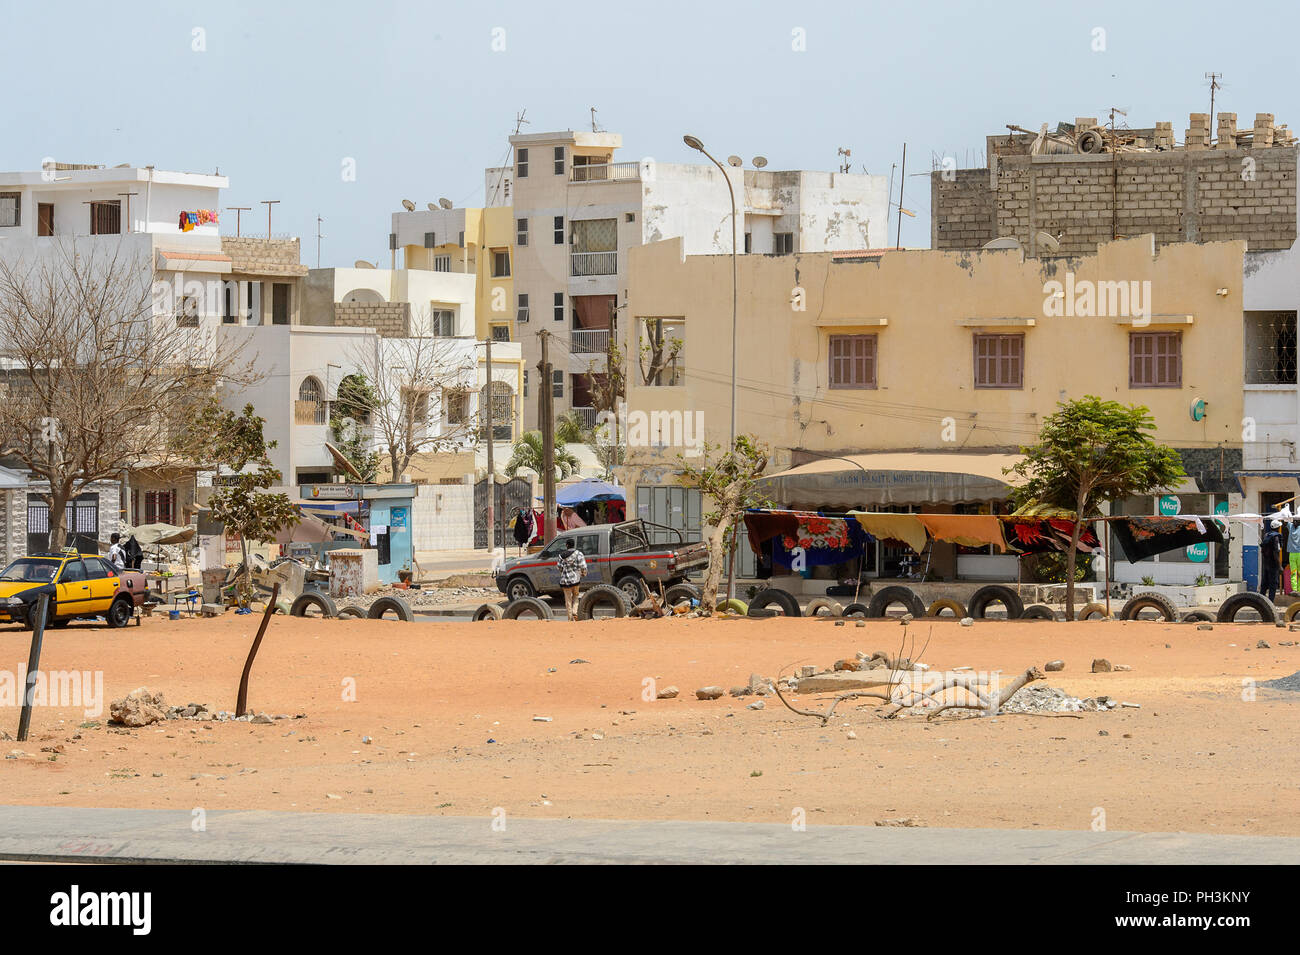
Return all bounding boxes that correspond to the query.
[427,202,436,211]
[1035,231,1061,253]
[727,155,742,167]
[981,236,1022,250]
[401,199,415,212]
[752,156,768,168]
[354,260,376,269]
[439,197,453,209]
[324,441,364,481]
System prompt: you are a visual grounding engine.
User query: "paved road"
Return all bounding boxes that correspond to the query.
[0,806,1293,864]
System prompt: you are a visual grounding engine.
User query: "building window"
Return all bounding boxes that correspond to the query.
[423,231,436,248]
[516,217,528,246]
[298,377,327,425]
[640,317,685,386]
[554,215,565,244]
[744,232,752,253]
[177,295,199,328]
[973,333,1024,389]
[523,370,529,398]
[491,324,510,342]
[773,232,793,255]
[517,293,530,323]
[570,218,618,276]
[272,283,290,325]
[480,381,515,441]
[445,390,469,425]
[222,283,237,324]
[492,250,511,278]
[37,203,54,236]
[828,334,877,389]
[552,370,564,398]
[433,254,451,272]
[553,146,565,175]
[625,212,635,223]
[90,200,121,235]
[1245,311,1297,384]
[516,147,529,178]
[0,193,19,227]
[1129,331,1182,388]
[553,292,564,322]
[430,309,455,336]
[144,490,176,526]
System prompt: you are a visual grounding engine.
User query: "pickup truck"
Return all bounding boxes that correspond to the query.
[495,520,709,605]
[0,552,147,629]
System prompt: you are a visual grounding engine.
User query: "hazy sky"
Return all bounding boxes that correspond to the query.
[4,0,1297,265]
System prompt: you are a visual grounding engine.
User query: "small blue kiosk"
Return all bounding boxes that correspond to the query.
[303,483,416,585]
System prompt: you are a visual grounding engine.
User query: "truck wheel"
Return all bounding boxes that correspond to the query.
[967,585,1024,620]
[505,575,536,601]
[106,597,134,629]
[748,587,801,617]
[804,597,844,618]
[1120,592,1179,622]
[867,586,926,619]
[615,573,647,605]
[291,592,339,618]
[925,597,967,618]
[1216,592,1277,624]
[472,602,505,621]
[577,584,629,620]
[502,596,553,620]
[367,596,414,621]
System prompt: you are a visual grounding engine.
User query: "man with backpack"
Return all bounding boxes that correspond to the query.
[556,538,587,620]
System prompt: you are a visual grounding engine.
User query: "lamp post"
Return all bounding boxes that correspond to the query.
[684,135,740,601]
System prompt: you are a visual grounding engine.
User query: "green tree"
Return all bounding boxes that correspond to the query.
[676,435,771,614]
[504,430,580,481]
[329,373,380,482]
[182,400,299,605]
[1008,396,1184,619]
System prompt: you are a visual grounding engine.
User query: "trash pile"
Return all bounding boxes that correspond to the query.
[999,685,1120,714]
[107,687,301,727]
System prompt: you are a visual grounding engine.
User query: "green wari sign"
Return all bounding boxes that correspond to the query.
[1186,542,1209,563]
[1157,495,1181,516]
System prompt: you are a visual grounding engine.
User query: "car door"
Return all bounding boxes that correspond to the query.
[532,538,565,592]
[574,533,602,586]
[54,559,92,617]
[82,557,120,613]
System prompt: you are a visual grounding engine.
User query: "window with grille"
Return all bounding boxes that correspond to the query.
[828,334,877,389]
[298,377,327,424]
[430,309,455,336]
[516,218,528,246]
[480,381,515,440]
[973,333,1024,389]
[517,293,530,323]
[491,324,510,342]
[433,254,451,272]
[1129,331,1182,388]
[445,390,469,424]
[523,370,529,398]
[492,250,510,277]
[516,148,529,178]
[0,193,19,227]
[90,201,121,235]
[571,219,617,253]
[553,146,565,175]
[145,490,175,526]
[1245,311,1298,384]
[554,216,564,244]
[552,370,563,397]
[774,232,793,254]
[553,292,564,322]
[177,295,199,328]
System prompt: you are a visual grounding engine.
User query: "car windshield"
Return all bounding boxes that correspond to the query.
[0,558,61,582]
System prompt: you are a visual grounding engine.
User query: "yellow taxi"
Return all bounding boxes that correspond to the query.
[0,550,143,629]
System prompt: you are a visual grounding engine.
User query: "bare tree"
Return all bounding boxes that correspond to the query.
[0,241,253,550]
[344,314,483,481]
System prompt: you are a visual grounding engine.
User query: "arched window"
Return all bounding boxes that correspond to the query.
[479,381,515,441]
[298,376,327,425]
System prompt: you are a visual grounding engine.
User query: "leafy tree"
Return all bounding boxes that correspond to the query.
[1008,396,1184,619]
[584,338,627,481]
[676,435,771,614]
[182,400,299,605]
[555,410,589,445]
[329,373,380,482]
[504,430,580,481]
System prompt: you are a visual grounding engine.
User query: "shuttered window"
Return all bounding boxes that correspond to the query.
[973,334,1024,389]
[828,334,877,389]
[1130,331,1182,388]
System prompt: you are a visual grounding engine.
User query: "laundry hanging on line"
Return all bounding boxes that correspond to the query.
[1109,515,1226,563]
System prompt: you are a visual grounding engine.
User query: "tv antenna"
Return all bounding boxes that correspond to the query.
[226,206,251,236]
[590,107,603,132]
[837,147,852,174]
[315,214,325,268]
[1205,71,1223,135]
[513,109,529,135]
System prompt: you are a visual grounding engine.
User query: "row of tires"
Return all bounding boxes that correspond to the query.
[286,592,415,621]
[473,581,707,622]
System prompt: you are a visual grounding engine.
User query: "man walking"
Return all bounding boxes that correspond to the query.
[557,538,587,620]
[1262,519,1283,603]
[107,533,126,570]
[1288,519,1300,596]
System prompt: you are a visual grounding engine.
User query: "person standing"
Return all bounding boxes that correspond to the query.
[1287,519,1300,596]
[556,538,587,620]
[1261,519,1283,603]
[107,533,126,570]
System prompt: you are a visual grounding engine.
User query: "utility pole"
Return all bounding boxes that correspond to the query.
[260,199,279,239]
[538,329,556,543]
[1206,71,1223,139]
[484,336,495,550]
[227,207,251,236]
[316,214,325,268]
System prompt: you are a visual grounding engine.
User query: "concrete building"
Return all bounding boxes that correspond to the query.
[505,129,889,431]
[621,233,1246,584]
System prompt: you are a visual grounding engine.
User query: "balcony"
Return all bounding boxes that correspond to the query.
[570,406,598,429]
[570,328,610,354]
[570,162,640,183]
[570,251,617,277]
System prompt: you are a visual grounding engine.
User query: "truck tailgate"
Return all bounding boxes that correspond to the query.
[674,541,710,574]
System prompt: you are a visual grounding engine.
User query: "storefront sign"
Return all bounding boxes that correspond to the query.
[310,484,357,499]
[1157,495,1181,516]
[1186,542,1209,562]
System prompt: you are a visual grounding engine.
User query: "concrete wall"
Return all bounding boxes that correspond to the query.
[412,483,475,551]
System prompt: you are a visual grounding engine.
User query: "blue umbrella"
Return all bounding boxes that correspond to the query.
[556,478,625,506]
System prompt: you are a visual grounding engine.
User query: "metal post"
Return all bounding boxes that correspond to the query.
[896,143,907,250]
[539,330,556,543]
[16,594,50,742]
[485,336,495,549]
[236,583,279,718]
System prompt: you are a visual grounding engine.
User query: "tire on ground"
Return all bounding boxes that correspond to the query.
[367,595,414,621]
[1120,591,1179,622]
[1020,603,1057,621]
[925,597,966,618]
[1284,601,1300,623]
[664,583,701,607]
[1216,591,1277,624]
[106,596,134,629]
[614,573,647,605]
[842,602,869,618]
[967,585,1024,620]
[716,598,748,615]
[1180,610,1214,623]
[337,605,367,619]
[867,585,926,619]
[502,596,553,620]
[748,587,801,617]
[804,597,844,618]
[291,592,338,618]
[1077,601,1112,621]
[577,584,630,620]
[472,602,505,621]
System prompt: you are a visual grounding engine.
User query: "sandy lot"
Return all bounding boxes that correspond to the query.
[2,612,1298,836]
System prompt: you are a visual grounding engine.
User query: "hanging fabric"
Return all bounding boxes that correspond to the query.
[848,512,928,553]
[1110,516,1225,563]
[917,514,1009,552]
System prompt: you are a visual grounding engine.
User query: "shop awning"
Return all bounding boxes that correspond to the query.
[757,452,1025,508]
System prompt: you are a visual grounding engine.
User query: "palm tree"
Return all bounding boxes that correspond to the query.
[504,430,580,480]
[555,409,590,444]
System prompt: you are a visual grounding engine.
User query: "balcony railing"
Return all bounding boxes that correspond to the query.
[570,251,617,276]
[570,162,640,183]
[570,328,610,354]
[570,406,598,429]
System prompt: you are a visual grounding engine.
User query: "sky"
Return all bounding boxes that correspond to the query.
[4,0,1299,266]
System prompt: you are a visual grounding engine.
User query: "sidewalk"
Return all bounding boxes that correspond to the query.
[0,806,1294,865]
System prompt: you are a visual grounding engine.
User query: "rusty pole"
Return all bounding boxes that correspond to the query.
[236,583,279,718]
[16,594,50,742]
